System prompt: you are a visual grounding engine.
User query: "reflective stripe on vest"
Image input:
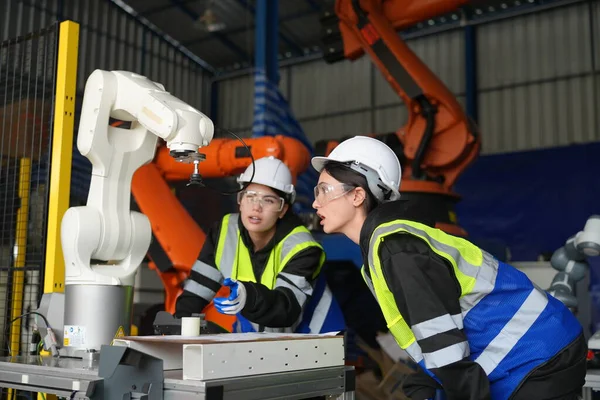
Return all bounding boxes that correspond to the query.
[184,260,224,301]
[215,213,326,333]
[308,283,333,333]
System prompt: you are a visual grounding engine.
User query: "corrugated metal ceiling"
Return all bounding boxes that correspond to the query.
[120,0,585,74]
[123,0,328,72]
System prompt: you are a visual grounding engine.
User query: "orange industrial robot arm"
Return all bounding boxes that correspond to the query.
[328,0,480,194]
[131,135,310,314]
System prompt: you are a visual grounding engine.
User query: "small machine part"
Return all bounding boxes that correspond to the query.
[184,153,206,186]
[153,311,221,335]
[83,349,100,362]
[29,330,41,355]
[588,331,600,369]
[181,317,201,336]
[43,326,59,357]
[153,311,183,335]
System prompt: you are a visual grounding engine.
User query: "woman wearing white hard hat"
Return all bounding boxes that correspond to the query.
[311,135,586,400]
[175,156,344,334]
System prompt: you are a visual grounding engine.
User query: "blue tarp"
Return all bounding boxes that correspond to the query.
[454,142,600,334]
[251,69,318,214]
[454,142,600,262]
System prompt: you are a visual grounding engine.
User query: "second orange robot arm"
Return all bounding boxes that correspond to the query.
[335,0,480,191]
[154,135,311,182]
[131,135,311,313]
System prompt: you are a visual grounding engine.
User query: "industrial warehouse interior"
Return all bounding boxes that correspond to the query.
[1,0,600,399]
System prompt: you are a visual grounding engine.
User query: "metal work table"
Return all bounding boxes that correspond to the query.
[0,353,355,399]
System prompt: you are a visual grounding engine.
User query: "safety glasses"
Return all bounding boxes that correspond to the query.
[237,190,285,212]
[313,182,355,206]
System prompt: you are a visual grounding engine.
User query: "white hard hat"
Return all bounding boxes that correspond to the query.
[238,156,296,203]
[311,136,402,202]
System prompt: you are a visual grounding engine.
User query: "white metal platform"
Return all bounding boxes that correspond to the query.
[113,332,346,380]
[0,333,355,399]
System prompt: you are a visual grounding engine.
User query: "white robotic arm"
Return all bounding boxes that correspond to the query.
[62,70,213,287]
[548,215,600,310]
[55,70,214,355]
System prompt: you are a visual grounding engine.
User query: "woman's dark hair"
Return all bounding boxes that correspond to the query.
[322,161,378,214]
[272,188,293,205]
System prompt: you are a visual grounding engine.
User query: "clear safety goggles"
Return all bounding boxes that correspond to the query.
[313,182,356,206]
[237,190,285,212]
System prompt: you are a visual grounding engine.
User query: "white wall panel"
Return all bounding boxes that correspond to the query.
[217,66,291,133]
[217,74,254,131]
[480,75,597,154]
[477,2,599,154]
[290,57,371,118]
[300,112,372,143]
[374,105,408,134]
[479,3,592,89]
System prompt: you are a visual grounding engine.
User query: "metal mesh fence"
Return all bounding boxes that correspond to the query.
[0,21,57,376]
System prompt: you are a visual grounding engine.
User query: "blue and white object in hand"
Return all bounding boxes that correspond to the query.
[214,278,247,314]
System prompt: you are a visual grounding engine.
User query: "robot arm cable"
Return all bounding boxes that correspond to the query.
[4,311,57,357]
[412,95,438,180]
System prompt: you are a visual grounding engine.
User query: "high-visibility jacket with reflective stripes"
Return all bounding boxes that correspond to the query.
[362,218,583,400]
[214,213,342,334]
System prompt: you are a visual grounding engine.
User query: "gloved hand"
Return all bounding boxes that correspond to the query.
[213,278,247,315]
[233,314,257,333]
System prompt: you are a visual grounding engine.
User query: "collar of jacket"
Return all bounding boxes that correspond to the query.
[237,209,306,255]
[359,198,436,255]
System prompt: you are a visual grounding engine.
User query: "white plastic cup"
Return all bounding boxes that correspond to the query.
[181,317,201,337]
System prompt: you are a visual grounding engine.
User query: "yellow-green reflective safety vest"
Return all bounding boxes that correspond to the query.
[363,219,582,400]
[215,213,329,333]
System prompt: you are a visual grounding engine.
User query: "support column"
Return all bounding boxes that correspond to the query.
[210,80,219,123]
[256,0,279,84]
[464,25,478,123]
[266,0,279,84]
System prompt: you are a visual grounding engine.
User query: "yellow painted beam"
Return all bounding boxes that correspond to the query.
[37,19,80,400]
[43,20,79,294]
[8,158,32,356]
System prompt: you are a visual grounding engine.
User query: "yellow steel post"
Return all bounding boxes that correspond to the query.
[6,158,32,400]
[37,20,79,400]
[43,20,79,294]
[8,158,32,354]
